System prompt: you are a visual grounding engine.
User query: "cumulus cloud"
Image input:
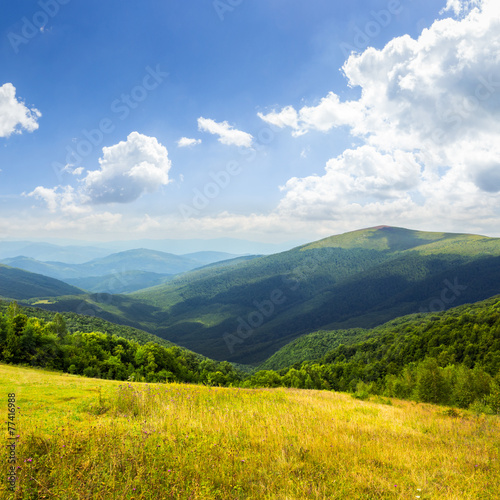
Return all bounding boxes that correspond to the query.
[277,146,421,219]
[0,83,41,138]
[257,0,500,230]
[82,132,171,204]
[29,132,172,213]
[177,137,202,148]
[441,0,481,15]
[197,117,253,147]
[259,95,363,136]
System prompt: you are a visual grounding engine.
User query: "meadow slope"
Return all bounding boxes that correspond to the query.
[1,364,499,499]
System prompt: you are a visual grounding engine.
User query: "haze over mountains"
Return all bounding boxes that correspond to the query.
[0,249,243,292]
[0,265,84,300]
[0,238,303,263]
[3,226,499,366]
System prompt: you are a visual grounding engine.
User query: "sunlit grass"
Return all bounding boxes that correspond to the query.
[1,363,499,499]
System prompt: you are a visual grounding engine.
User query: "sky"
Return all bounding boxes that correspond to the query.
[1,0,499,245]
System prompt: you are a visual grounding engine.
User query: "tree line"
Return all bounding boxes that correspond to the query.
[0,302,241,386]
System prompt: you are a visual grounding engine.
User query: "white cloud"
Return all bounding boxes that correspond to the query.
[277,146,422,219]
[29,132,172,213]
[82,132,171,204]
[177,137,202,148]
[255,0,500,231]
[441,0,480,15]
[197,117,253,147]
[259,94,363,136]
[0,83,41,138]
[257,106,301,135]
[28,185,89,215]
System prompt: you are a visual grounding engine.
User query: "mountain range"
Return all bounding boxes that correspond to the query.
[0,249,241,292]
[0,265,84,300]
[12,225,499,365]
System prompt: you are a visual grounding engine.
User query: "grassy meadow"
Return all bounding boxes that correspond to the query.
[1,363,499,499]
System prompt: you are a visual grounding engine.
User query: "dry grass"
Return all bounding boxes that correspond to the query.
[1,363,499,499]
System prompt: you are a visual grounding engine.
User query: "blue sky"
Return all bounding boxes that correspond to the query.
[1,0,499,243]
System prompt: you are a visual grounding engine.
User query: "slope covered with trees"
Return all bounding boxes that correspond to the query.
[0,265,85,300]
[0,302,240,385]
[245,295,500,413]
[130,227,500,363]
[26,227,500,364]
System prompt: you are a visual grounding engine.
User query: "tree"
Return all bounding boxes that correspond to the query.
[414,358,450,404]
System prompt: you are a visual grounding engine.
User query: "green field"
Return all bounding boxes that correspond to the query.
[2,364,499,499]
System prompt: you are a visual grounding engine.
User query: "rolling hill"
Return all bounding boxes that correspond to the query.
[129,226,500,363]
[0,249,241,287]
[0,264,85,300]
[65,270,172,294]
[25,226,500,365]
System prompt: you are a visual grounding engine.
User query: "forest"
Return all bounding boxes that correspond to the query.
[2,296,500,413]
[0,301,241,386]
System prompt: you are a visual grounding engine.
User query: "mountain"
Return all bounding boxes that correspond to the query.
[128,226,500,363]
[0,256,82,280]
[0,265,85,300]
[260,293,500,372]
[0,249,242,284]
[65,271,172,294]
[181,251,242,265]
[26,226,500,365]
[0,242,113,263]
[0,237,303,261]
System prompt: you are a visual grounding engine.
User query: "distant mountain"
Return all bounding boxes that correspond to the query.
[0,257,82,280]
[0,265,85,300]
[26,227,500,365]
[0,237,304,261]
[181,251,241,265]
[0,242,112,264]
[0,249,242,284]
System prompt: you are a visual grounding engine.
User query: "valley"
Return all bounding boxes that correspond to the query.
[5,226,499,365]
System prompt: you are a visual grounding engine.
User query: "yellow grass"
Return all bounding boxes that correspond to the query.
[1,363,499,499]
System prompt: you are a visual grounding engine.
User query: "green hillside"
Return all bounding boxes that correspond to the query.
[258,328,370,371]
[28,227,500,365]
[128,227,500,363]
[244,295,500,412]
[0,302,175,349]
[0,303,240,385]
[0,265,85,300]
[65,270,172,294]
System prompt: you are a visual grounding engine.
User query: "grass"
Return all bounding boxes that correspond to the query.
[1,364,499,499]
